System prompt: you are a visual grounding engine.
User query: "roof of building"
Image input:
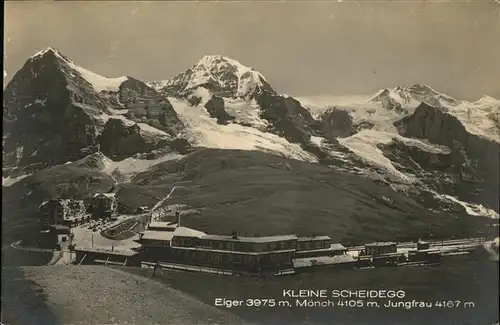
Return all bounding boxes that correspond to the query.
[173,227,206,238]
[296,244,347,254]
[49,224,71,230]
[93,192,116,198]
[410,248,440,253]
[365,242,397,247]
[293,255,356,268]
[374,252,403,257]
[200,234,297,243]
[74,247,138,256]
[141,230,174,241]
[141,226,206,241]
[148,221,177,229]
[297,236,331,242]
[39,198,85,208]
[331,243,347,251]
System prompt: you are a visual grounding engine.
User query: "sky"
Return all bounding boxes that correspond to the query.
[4,1,500,100]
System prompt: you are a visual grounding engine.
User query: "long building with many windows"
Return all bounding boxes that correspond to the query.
[136,219,346,275]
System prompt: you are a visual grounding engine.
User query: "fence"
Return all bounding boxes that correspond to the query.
[141,261,233,276]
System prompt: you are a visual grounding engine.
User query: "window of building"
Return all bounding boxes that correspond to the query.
[276,242,282,250]
[212,241,220,250]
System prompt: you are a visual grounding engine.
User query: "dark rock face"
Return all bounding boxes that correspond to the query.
[97,118,169,160]
[354,121,375,132]
[256,91,319,144]
[119,77,184,136]
[204,96,235,125]
[395,103,499,211]
[3,49,187,174]
[169,138,194,155]
[384,139,454,171]
[320,108,355,140]
[3,52,99,170]
[163,70,237,99]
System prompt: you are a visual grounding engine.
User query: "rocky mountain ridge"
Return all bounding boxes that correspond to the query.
[3,48,185,175]
[152,55,275,100]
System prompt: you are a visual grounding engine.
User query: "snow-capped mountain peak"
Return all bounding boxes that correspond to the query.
[154,55,275,99]
[362,83,461,122]
[370,84,456,105]
[194,54,266,80]
[30,47,59,59]
[29,47,128,92]
[475,95,500,105]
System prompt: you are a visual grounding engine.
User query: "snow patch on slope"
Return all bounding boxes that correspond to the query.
[100,153,182,181]
[169,97,317,162]
[437,193,499,219]
[190,87,212,106]
[72,65,128,93]
[93,112,172,138]
[224,98,269,130]
[146,80,169,92]
[337,130,450,183]
[31,47,128,92]
[310,136,324,147]
[2,174,30,187]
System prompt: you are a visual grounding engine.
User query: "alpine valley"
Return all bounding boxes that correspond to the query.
[3,48,499,244]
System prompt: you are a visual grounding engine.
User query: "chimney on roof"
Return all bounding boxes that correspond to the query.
[176,210,181,227]
[231,231,238,239]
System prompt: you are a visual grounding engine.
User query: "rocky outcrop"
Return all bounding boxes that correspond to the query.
[97,119,169,160]
[169,138,194,155]
[3,52,100,171]
[120,77,184,136]
[354,121,375,132]
[379,139,454,172]
[395,103,499,211]
[256,91,320,144]
[2,49,187,174]
[319,107,355,140]
[204,96,235,125]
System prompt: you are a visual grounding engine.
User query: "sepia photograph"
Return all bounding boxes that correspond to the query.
[2,1,499,324]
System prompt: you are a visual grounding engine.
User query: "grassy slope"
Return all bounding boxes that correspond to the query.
[120,148,490,244]
[3,148,492,248]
